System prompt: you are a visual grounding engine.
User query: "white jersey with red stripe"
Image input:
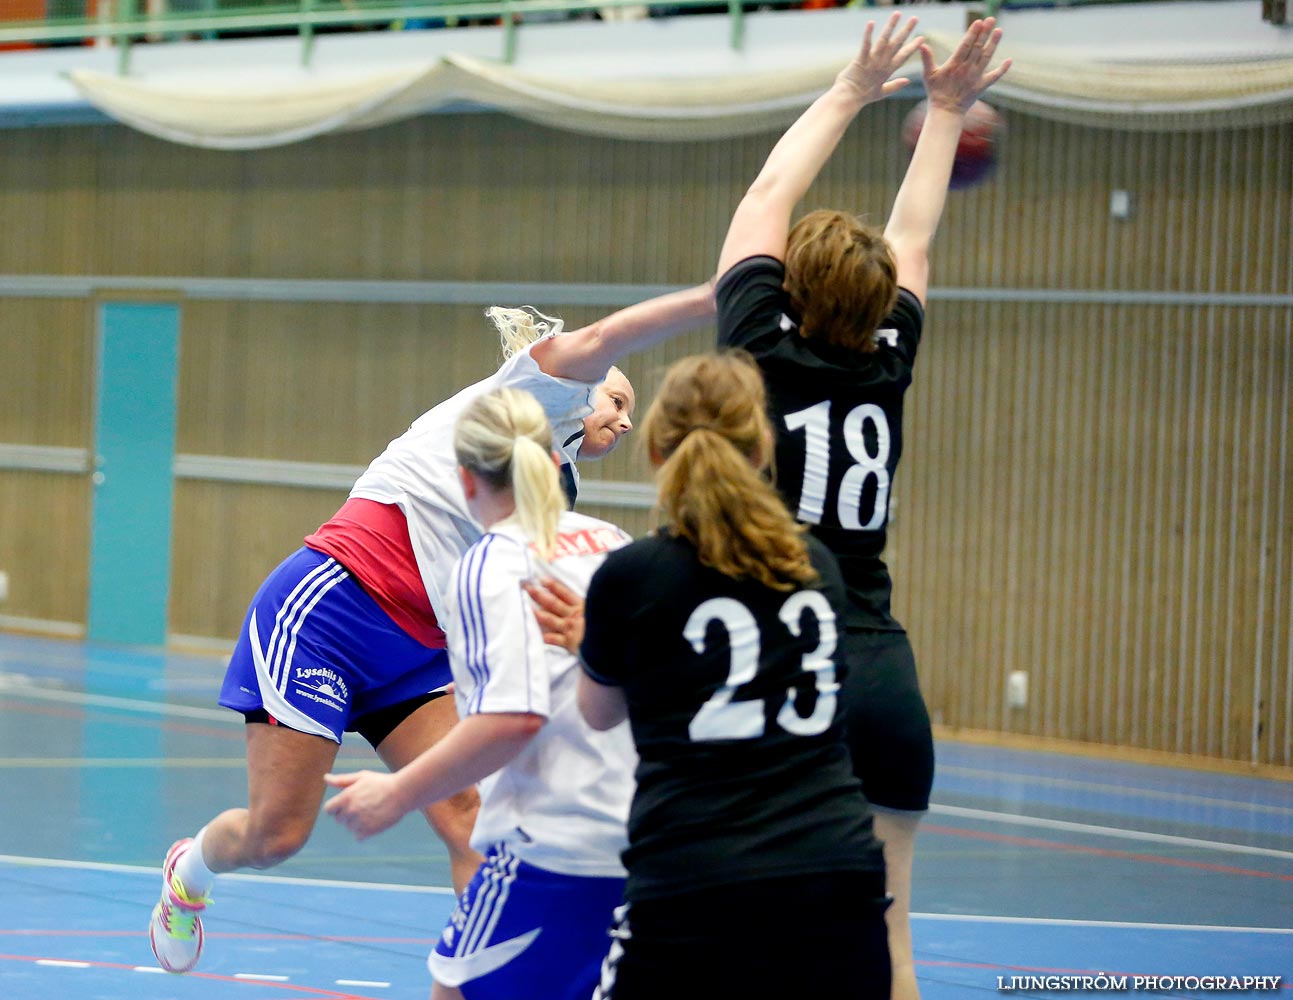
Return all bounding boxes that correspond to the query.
[348,335,594,637]
[445,510,636,878]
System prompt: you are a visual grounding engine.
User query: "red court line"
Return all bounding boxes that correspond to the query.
[0,951,388,998]
[923,823,1293,881]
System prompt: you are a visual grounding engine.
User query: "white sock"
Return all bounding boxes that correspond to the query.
[174,826,216,899]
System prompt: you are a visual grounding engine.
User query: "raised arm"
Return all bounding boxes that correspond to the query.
[716,12,922,279]
[884,18,1011,305]
[530,280,717,384]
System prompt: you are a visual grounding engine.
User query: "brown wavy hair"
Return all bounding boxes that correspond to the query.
[643,351,817,591]
[783,209,898,354]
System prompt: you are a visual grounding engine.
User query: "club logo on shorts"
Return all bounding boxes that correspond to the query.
[292,667,349,712]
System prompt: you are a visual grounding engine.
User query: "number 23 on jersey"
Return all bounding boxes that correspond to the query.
[685,590,840,743]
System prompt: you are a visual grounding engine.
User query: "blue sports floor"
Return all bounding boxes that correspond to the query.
[1,631,1290,999]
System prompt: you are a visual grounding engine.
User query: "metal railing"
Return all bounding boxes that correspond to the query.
[0,0,1159,75]
[2,0,762,72]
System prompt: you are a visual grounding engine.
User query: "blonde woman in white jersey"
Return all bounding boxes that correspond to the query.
[147,284,713,976]
[325,386,636,1000]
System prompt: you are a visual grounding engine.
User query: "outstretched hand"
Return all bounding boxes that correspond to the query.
[920,16,1012,114]
[323,770,407,841]
[523,577,586,654]
[835,12,924,105]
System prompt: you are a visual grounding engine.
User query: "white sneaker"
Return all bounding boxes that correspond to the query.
[148,838,209,974]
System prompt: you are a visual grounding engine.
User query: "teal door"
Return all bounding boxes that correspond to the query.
[87,303,181,646]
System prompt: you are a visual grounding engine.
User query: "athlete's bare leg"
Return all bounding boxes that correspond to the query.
[431,982,465,1000]
[201,722,340,872]
[377,695,483,895]
[873,807,924,1000]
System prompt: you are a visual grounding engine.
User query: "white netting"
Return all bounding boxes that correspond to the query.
[63,28,1293,149]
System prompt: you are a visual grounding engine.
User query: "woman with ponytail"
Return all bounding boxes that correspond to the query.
[712,16,1010,998]
[577,351,891,999]
[326,387,637,1000]
[148,277,712,978]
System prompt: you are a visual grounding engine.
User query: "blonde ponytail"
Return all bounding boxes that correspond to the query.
[454,388,567,559]
[509,434,566,560]
[484,306,566,360]
[644,352,818,591]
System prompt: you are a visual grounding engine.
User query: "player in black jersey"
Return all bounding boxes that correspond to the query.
[713,14,1011,1000]
[578,351,890,999]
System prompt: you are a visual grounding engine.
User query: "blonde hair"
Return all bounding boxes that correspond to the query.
[644,351,817,591]
[454,388,567,559]
[783,209,899,354]
[484,306,566,360]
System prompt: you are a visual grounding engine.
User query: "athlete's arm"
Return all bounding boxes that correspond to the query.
[577,673,628,731]
[324,712,544,841]
[883,19,1010,306]
[530,281,717,385]
[716,13,921,278]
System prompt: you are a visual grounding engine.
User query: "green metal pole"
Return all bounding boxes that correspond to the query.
[727,0,743,52]
[502,0,516,63]
[301,0,317,67]
[116,0,136,75]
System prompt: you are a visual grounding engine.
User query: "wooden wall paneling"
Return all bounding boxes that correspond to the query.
[169,480,349,640]
[0,298,93,445]
[178,300,509,462]
[1273,124,1293,297]
[1104,301,1140,748]
[908,298,1293,767]
[1256,309,1292,766]
[0,470,90,625]
[0,130,99,275]
[0,297,93,627]
[91,131,243,277]
[1224,309,1266,762]
[1129,306,1167,748]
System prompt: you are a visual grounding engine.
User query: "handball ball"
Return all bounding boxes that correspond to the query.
[901,99,1004,190]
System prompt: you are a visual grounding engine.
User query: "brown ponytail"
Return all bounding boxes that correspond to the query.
[643,351,817,591]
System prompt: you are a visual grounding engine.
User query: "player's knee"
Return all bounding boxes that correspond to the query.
[243,819,313,869]
[426,788,479,846]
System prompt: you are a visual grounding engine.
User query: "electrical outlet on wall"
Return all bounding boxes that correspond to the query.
[1007,670,1029,709]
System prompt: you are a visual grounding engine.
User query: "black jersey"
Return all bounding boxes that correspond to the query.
[717,255,924,631]
[580,531,884,904]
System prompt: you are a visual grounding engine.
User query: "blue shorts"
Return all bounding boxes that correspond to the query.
[219,546,451,743]
[430,844,626,1000]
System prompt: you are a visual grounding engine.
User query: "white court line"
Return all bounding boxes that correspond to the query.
[36,959,90,968]
[337,980,391,988]
[235,973,290,981]
[132,966,167,974]
[0,854,455,894]
[0,681,236,723]
[928,803,1293,862]
[938,764,1293,817]
[912,913,1293,934]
